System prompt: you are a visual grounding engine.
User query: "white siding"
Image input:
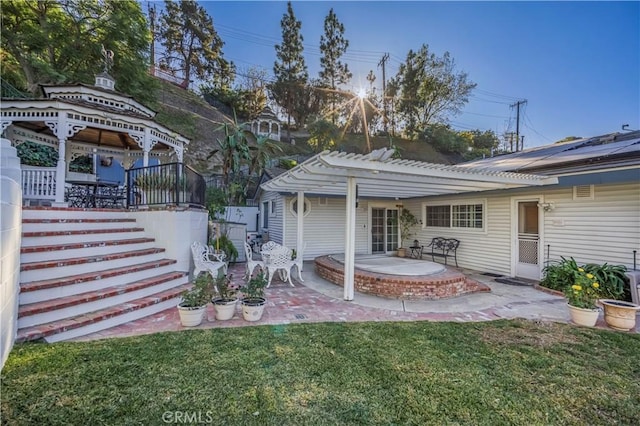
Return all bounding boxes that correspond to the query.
[541,182,640,268]
[283,196,369,260]
[260,191,283,244]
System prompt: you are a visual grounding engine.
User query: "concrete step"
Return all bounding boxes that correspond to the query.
[20,237,156,263]
[16,284,191,343]
[22,217,137,232]
[18,271,188,328]
[21,207,131,221]
[21,227,147,247]
[20,248,167,283]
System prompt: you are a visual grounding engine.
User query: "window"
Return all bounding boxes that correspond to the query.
[290,197,311,217]
[424,202,484,230]
[426,205,450,227]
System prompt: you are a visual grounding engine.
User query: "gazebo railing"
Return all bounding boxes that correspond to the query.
[21,166,57,202]
[126,163,205,209]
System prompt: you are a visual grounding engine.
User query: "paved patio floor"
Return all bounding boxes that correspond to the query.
[72,260,638,341]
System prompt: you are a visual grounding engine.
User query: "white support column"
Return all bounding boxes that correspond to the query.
[143,128,150,167]
[53,136,67,206]
[343,176,356,301]
[296,191,304,270]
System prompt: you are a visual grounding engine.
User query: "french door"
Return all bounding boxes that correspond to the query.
[371,208,399,254]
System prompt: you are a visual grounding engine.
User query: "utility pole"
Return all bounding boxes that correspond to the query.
[510,100,527,151]
[148,4,156,76]
[378,53,389,133]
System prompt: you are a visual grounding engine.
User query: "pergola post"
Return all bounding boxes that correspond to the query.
[343,176,356,301]
[296,191,304,269]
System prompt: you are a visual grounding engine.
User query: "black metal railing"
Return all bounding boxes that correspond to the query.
[126,163,205,209]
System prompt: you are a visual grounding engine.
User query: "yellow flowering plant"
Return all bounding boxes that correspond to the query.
[563,268,602,309]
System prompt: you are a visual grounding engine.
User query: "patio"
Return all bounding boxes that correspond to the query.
[70,259,637,342]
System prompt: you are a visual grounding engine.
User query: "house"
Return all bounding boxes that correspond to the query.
[257,131,640,295]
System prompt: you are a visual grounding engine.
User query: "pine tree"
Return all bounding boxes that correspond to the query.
[271,1,308,140]
[319,8,352,125]
[158,0,232,89]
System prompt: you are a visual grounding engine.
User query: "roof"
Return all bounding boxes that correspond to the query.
[261,149,558,200]
[457,131,640,175]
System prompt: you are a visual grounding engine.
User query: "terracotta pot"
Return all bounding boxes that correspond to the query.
[567,304,599,327]
[397,248,406,258]
[600,299,640,331]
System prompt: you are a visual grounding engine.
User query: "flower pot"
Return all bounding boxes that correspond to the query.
[567,304,599,327]
[212,297,237,320]
[600,299,640,331]
[177,304,207,327]
[397,248,406,258]
[241,297,266,322]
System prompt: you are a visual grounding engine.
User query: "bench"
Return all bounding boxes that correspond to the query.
[426,237,460,267]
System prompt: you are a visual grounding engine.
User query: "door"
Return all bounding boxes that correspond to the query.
[515,200,541,279]
[371,208,399,254]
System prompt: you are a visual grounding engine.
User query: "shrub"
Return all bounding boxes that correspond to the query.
[541,257,629,301]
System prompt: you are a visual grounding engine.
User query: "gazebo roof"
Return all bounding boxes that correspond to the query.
[261,149,558,199]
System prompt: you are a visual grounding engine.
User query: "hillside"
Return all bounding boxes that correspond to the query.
[151,80,459,175]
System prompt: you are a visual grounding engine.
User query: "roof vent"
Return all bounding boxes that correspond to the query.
[573,185,594,200]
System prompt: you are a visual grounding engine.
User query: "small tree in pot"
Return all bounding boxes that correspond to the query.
[211,274,239,320]
[241,272,267,322]
[178,273,214,326]
[398,208,419,257]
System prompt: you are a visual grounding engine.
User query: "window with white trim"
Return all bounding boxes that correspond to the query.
[290,197,311,217]
[424,201,485,230]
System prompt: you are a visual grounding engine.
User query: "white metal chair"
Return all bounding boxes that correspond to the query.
[262,245,295,288]
[260,241,281,252]
[191,241,227,278]
[244,242,264,278]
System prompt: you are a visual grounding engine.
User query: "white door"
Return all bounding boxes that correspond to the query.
[515,200,541,279]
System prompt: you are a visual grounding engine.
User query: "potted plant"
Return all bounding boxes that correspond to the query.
[564,268,602,327]
[241,272,267,322]
[211,274,239,320]
[177,272,214,327]
[397,208,419,257]
[210,234,239,263]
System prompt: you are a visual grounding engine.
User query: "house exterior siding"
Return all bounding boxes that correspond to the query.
[282,196,369,260]
[260,191,283,245]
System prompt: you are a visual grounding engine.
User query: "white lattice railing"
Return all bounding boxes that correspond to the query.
[21,166,57,200]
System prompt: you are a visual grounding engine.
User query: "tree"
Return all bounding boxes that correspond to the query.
[271,1,308,140]
[390,44,476,138]
[318,8,352,125]
[200,66,266,120]
[1,0,155,102]
[422,124,466,154]
[158,0,231,89]
[307,119,341,153]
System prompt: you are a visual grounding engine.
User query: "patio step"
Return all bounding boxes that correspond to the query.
[16,284,190,343]
[20,237,156,263]
[18,271,188,328]
[18,208,192,342]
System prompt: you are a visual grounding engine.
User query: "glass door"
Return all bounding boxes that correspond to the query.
[371,208,399,254]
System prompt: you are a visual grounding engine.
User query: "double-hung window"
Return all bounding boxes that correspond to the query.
[424,201,485,230]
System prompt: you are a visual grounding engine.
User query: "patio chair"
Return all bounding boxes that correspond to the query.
[244,242,264,278]
[261,241,281,252]
[191,241,227,278]
[262,245,295,288]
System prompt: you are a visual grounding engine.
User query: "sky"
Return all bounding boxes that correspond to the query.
[153,1,640,148]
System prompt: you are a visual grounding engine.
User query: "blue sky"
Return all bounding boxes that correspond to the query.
[166,1,639,148]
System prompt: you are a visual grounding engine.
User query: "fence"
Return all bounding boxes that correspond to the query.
[126,163,205,209]
[21,166,57,203]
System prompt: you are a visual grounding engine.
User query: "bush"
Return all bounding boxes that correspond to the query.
[541,257,629,301]
[210,234,238,263]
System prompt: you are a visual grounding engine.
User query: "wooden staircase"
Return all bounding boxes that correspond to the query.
[17,208,190,343]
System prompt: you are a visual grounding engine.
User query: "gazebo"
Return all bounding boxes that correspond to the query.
[250,106,281,142]
[0,72,189,206]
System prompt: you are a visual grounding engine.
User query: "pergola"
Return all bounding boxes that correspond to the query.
[261,149,559,300]
[0,72,189,206]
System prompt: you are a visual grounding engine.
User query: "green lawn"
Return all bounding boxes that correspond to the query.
[2,320,639,425]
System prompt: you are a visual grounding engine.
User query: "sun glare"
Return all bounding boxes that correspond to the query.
[356,87,367,99]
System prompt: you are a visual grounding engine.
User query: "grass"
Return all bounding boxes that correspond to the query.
[2,319,639,425]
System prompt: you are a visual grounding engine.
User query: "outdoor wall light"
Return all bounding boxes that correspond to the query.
[537,202,555,212]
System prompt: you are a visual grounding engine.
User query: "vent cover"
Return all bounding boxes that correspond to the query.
[573,185,594,200]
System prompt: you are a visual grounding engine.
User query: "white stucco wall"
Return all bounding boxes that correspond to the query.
[1,138,22,370]
[129,208,209,278]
